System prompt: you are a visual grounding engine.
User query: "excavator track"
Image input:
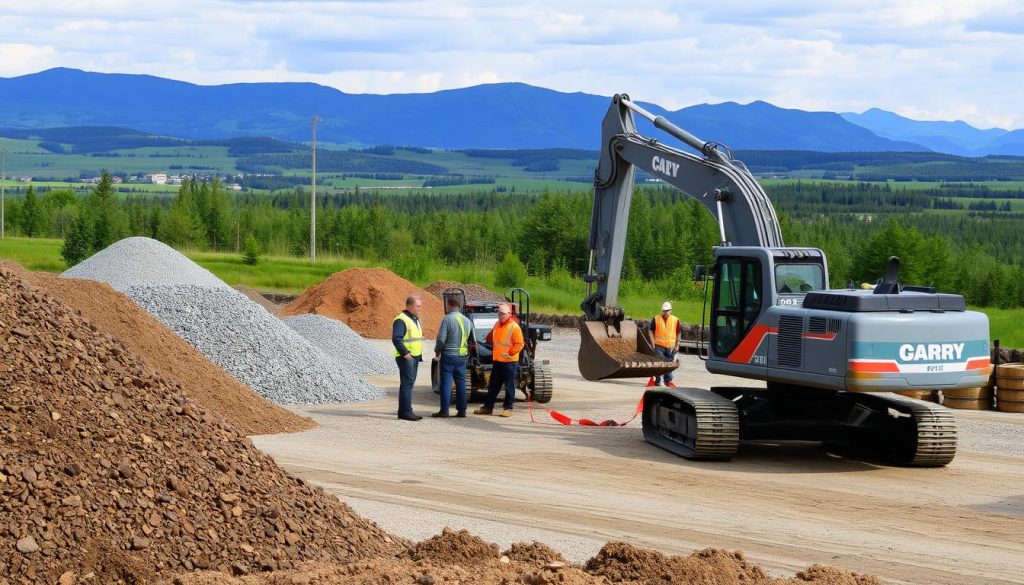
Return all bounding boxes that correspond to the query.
[529,361,554,404]
[642,387,739,460]
[873,392,958,467]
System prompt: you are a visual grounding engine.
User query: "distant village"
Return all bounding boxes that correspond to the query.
[76,172,245,190]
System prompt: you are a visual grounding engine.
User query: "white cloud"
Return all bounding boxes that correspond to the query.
[0,0,1021,128]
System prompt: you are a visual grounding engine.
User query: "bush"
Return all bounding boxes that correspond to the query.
[495,251,527,288]
[241,234,263,265]
[388,253,429,282]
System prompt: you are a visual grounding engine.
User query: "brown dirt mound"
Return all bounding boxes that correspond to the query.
[279,268,444,338]
[232,286,281,314]
[408,528,500,565]
[503,541,567,565]
[788,565,883,585]
[424,280,506,303]
[23,270,313,437]
[0,268,403,583]
[586,542,769,584]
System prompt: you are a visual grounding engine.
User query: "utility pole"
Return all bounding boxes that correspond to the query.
[1,148,7,239]
[310,115,320,262]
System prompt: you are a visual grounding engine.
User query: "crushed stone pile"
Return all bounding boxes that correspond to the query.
[63,236,228,291]
[284,314,394,376]
[424,280,506,302]
[25,270,313,435]
[125,285,384,404]
[62,238,383,405]
[280,268,444,338]
[0,268,404,584]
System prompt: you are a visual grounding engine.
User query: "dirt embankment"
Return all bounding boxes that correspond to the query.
[0,268,400,583]
[9,265,313,436]
[280,268,444,338]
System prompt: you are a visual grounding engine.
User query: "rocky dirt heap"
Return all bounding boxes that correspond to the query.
[424,280,506,303]
[280,268,444,338]
[167,532,879,585]
[13,267,313,436]
[0,268,402,584]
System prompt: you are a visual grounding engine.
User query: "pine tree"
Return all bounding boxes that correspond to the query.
[20,186,39,237]
[61,212,93,267]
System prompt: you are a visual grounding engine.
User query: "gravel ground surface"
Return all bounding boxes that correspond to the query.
[256,333,1024,585]
[125,285,384,404]
[63,236,228,290]
[284,314,395,377]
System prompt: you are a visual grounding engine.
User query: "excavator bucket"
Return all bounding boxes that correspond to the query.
[578,320,678,381]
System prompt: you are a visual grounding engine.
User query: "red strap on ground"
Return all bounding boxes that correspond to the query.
[527,395,644,427]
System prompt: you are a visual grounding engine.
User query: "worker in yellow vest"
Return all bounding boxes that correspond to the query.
[474,302,525,417]
[647,301,682,388]
[392,295,425,421]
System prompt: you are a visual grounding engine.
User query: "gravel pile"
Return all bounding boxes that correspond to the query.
[284,314,395,377]
[63,236,228,291]
[125,285,384,404]
[63,237,384,405]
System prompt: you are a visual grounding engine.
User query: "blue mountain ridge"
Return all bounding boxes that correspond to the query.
[0,67,945,152]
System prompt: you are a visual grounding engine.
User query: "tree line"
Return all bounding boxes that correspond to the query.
[4,172,1024,309]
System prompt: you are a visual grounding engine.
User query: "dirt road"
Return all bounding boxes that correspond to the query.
[253,332,1024,584]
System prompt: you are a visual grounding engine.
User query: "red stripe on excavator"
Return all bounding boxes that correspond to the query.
[847,360,900,373]
[727,325,778,363]
[802,332,837,341]
[966,358,992,370]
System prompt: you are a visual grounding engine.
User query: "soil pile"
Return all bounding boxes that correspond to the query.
[280,268,444,338]
[0,268,402,583]
[503,541,568,565]
[408,528,500,565]
[25,271,314,436]
[424,280,506,302]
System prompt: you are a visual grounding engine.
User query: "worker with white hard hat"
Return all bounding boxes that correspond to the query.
[647,300,682,387]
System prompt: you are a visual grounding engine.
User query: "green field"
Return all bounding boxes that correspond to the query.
[3,236,1021,346]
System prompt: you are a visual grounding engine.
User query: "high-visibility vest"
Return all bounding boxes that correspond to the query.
[454,313,469,356]
[393,312,424,357]
[653,314,679,349]
[492,319,523,363]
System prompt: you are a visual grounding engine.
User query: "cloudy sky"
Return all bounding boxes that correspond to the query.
[1,0,1022,128]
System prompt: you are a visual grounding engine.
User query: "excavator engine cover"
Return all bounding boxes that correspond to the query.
[578,320,677,381]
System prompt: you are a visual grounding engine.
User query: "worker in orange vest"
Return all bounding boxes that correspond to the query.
[647,301,682,387]
[474,302,525,417]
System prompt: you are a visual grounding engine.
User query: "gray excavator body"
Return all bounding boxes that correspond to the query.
[579,94,991,466]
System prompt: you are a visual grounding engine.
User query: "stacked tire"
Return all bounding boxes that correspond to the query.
[996,364,1024,413]
[941,386,993,410]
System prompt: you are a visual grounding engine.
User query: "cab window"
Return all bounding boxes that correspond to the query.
[775,263,824,294]
[712,258,762,356]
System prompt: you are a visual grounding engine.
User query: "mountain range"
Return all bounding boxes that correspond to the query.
[0,68,1020,155]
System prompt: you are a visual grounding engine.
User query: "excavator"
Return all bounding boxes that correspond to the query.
[579,94,992,466]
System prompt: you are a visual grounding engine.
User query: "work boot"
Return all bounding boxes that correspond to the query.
[398,414,422,421]
[500,409,512,417]
[431,411,450,418]
[456,411,467,418]
[645,377,656,388]
[665,380,677,388]
[473,407,493,415]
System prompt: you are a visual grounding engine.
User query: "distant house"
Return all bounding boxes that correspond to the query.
[150,173,168,185]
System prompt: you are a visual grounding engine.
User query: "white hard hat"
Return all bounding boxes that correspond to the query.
[661,301,672,311]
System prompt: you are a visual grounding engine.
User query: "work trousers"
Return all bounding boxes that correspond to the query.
[438,354,469,414]
[654,345,676,384]
[484,361,519,411]
[396,356,420,418]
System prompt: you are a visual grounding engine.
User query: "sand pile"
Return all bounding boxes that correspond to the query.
[24,271,313,436]
[0,268,403,583]
[424,280,506,302]
[280,268,444,338]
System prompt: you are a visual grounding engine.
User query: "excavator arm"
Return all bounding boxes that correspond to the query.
[579,94,783,381]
